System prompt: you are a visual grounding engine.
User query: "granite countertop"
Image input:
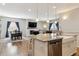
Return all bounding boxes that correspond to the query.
[33,34,63,42]
[32,33,77,42]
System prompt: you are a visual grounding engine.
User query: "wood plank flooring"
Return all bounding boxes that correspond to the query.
[76,48,79,56]
[0,41,29,56]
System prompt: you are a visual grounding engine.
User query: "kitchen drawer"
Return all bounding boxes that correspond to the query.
[48,39,62,56]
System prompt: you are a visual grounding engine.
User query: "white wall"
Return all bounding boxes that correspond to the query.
[1,17,26,39]
[59,8,79,32]
[59,8,79,47]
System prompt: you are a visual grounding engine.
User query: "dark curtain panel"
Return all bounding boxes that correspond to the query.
[49,23,52,30]
[16,22,20,31]
[5,21,20,37]
[5,21,11,37]
[56,22,59,30]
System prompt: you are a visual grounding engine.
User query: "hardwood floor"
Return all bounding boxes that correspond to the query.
[0,38,30,56]
[76,48,79,56]
[0,38,79,56]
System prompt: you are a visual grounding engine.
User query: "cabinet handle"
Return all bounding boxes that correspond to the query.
[53,42,58,45]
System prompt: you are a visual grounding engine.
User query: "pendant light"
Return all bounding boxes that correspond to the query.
[53,5,57,23]
[36,4,39,22]
[46,4,50,23]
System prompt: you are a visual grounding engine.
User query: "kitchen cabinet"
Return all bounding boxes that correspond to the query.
[48,39,62,56]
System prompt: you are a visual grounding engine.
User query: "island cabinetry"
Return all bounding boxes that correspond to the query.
[32,38,62,56]
[48,39,62,56]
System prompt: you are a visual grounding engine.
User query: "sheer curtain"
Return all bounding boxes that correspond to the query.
[8,22,18,32]
[50,23,57,30]
[6,21,19,38]
[8,21,18,38]
[49,22,59,31]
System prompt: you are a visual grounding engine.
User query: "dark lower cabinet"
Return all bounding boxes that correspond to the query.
[48,39,62,56]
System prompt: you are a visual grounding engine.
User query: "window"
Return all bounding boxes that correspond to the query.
[49,22,59,30]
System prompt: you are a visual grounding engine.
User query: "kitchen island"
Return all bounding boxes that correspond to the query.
[31,34,77,56]
[32,34,63,56]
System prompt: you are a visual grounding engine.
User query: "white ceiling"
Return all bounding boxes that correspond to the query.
[0,3,79,20]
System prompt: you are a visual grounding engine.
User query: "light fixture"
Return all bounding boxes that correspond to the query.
[36,18,39,22]
[53,5,57,19]
[54,21,57,24]
[36,4,39,22]
[46,4,50,23]
[46,20,49,23]
[2,3,6,6]
[28,9,31,12]
[52,6,56,9]
[43,24,47,28]
[53,5,58,24]
[62,15,68,20]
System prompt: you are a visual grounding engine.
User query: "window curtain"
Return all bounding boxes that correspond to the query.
[5,21,20,37]
[49,22,59,30]
[56,22,59,30]
[49,23,52,30]
[16,22,20,31]
[5,21,11,37]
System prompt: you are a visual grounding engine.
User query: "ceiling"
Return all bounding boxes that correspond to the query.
[0,3,79,20]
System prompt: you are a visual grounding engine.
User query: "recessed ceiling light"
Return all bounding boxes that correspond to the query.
[36,18,39,22]
[43,24,47,28]
[53,6,56,9]
[2,3,6,6]
[46,20,49,23]
[55,21,57,24]
[62,15,68,20]
[28,9,31,12]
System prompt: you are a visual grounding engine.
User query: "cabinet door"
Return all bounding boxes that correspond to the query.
[52,43,60,56]
[58,41,62,56]
[48,39,62,56]
[48,43,54,56]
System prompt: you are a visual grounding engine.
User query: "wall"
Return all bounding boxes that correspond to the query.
[1,17,26,39]
[59,8,79,47]
[59,8,79,32]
